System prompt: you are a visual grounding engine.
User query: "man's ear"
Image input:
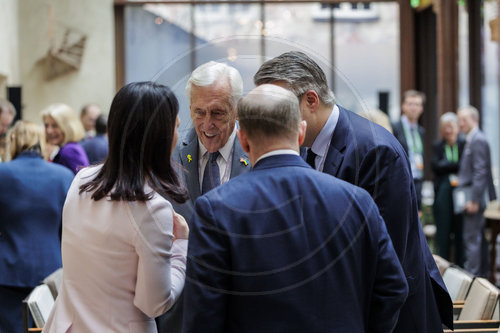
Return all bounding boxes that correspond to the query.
[298,120,307,147]
[237,129,250,154]
[301,90,320,112]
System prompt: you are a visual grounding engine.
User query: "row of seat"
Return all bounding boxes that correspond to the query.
[22,268,63,333]
[434,255,500,333]
[23,259,500,333]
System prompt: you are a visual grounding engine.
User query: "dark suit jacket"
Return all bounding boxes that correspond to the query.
[392,119,426,159]
[171,128,250,224]
[458,129,497,203]
[183,154,408,333]
[157,128,250,333]
[431,137,466,192]
[322,107,453,332]
[0,151,74,287]
[81,135,109,164]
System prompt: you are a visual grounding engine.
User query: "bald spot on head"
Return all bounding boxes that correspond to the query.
[237,84,301,143]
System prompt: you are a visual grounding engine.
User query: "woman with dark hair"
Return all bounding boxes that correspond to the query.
[43,82,189,333]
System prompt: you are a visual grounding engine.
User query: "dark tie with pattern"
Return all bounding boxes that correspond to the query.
[306,148,317,169]
[202,151,221,194]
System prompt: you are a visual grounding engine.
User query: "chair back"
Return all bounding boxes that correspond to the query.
[43,268,63,299]
[22,284,55,331]
[443,266,474,301]
[433,254,451,276]
[459,278,500,321]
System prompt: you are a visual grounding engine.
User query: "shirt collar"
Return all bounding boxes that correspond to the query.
[255,149,299,164]
[311,104,339,156]
[466,126,479,142]
[401,115,417,129]
[198,126,237,161]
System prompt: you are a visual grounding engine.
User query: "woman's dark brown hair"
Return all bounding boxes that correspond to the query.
[80,81,188,203]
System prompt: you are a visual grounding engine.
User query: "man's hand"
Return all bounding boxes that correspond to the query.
[464,201,480,214]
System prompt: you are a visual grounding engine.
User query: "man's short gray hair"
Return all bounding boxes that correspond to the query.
[185,61,243,108]
[459,105,480,122]
[253,51,335,107]
[238,84,301,140]
[439,112,458,127]
[0,98,16,117]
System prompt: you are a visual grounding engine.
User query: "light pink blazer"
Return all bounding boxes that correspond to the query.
[43,166,187,333]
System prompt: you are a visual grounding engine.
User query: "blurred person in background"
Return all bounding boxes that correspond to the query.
[42,103,89,174]
[43,82,189,333]
[80,103,102,139]
[0,121,74,333]
[358,108,393,133]
[0,98,16,162]
[457,106,496,277]
[81,114,108,164]
[392,90,426,211]
[431,112,465,266]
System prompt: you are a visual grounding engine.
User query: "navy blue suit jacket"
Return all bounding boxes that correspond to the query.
[0,152,74,287]
[183,154,408,333]
[81,134,109,164]
[322,107,453,331]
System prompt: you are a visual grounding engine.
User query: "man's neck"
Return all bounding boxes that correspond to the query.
[250,142,298,166]
[402,114,418,125]
[306,105,332,147]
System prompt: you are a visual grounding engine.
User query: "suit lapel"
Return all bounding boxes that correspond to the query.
[180,131,201,202]
[230,135,250,178]
[322,107,348,177]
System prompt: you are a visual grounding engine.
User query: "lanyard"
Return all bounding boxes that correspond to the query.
[445,144,458,163]
[402,124,423,154]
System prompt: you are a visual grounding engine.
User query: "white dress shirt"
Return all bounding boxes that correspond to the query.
[309,105,339,171]
[198,127,236,192]
[255,149,300,165]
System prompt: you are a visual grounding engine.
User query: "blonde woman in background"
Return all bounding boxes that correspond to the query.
[42,103,89,174]
[358,108,393,133]
[0,121,74,333]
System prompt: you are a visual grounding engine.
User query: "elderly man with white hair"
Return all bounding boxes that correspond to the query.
[156,61,250,333]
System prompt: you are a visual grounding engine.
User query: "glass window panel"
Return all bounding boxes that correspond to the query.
[125,4,194,129]
[458,2,469,107]
[483,1,499,194]
[264,4,331,87]
[334,2,400,118]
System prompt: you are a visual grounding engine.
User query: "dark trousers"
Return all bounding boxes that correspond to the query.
[433,181,464,266]
[0,285,33,333]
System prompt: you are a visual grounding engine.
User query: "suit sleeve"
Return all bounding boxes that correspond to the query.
[469,138,491,203]
[366,199,409,333]
[131,198,187,318]
[358,145,414,261]
[183,195,229,333]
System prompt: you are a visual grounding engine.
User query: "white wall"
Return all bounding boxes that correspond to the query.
[18,0,115,121]
[0,0,20,98]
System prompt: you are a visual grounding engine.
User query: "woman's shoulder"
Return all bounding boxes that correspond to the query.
[74,164,102,184]
[60,142,86,155]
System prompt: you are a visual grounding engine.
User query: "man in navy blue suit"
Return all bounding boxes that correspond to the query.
[183,84,408,333]
[254,51,453,332]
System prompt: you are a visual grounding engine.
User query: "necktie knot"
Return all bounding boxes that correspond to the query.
[209,151,220,162]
